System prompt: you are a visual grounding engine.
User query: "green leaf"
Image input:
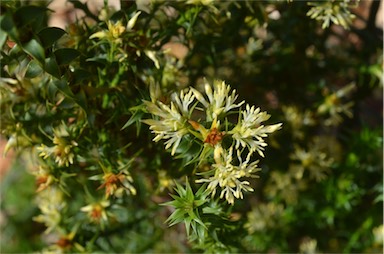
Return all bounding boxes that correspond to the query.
[25,60,43,78]
[0,16,8,49]
[45,56,61,78]
[71,69,92,84]
[54,48,80,65]
[86,55,108,66]
[13,6,47,30]
[47,81,58,101]
[0,13,19,42]
[58,97,76,109]
[0,13,14,32]
[22,39,45,64]
[75,88,88,112]
[110,10,126,23]
[121,105,145,130]
[38,27,66,48]
[52,79,75,99]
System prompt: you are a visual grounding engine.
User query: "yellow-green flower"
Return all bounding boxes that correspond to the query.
[157,170,175,192]
[289,142,334,182]
[80,200,110,225]
[33,186,66,233]
[245,202,284,233]
[37,136,78,167]
[372,224,384,246]
[32,166,57,192]
[265,171,307,204]
[299,237,318,254]
[317,83,355,126]
[186,0,214,5]
[90,20,126,44]
[89,11,141,44]
[283,105,315,139]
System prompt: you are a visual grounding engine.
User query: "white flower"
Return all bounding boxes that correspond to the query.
[197,146,260,204]
[171,88,196,117]
[191,80,244,121]
[143,89,195,155]
[229,104,282,157]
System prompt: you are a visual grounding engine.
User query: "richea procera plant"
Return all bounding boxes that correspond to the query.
[0,0,383,253]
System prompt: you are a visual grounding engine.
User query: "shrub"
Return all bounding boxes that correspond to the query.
[1,0,382,253]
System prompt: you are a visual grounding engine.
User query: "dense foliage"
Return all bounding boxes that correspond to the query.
[1,0,382,253]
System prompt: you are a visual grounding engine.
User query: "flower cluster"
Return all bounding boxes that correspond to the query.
[245,202,284,233]
[229,104,282,157]
[142,89,195,155]
[90,161,137,199]
[317,83,356,126]
[197,146,261,204]
[97,170,136,198]
[37,124,78,167]
[289,143,334,182]
[33,186,66,233]
[80,200,110,226]
[144,80,281,204]
[191,81,244,121]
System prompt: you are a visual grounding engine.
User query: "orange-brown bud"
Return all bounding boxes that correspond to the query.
[204,128,224,146]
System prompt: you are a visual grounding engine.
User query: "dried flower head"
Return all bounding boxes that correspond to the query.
[33,166,57,192]
[97,170,136,198]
